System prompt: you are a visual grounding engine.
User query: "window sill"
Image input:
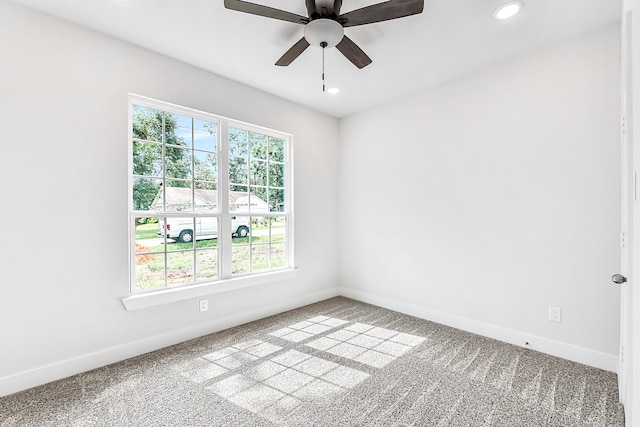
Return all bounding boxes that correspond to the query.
[121,269,297,311]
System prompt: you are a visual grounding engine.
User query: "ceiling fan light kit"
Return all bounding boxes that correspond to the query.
[223,0,425,69]
[304,19,344,48]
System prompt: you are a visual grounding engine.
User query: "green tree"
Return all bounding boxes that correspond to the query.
[229,127,249,187]
[268,136,285,211]
[195,121,218,190]
[132,106,189,210]
[194,152,217,190]
[227,129,286,211]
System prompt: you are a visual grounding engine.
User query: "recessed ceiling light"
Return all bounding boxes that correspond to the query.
[327,88,340,95]
[493,1,523,20]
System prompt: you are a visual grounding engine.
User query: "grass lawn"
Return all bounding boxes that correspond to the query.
[135,222,159,240]
[253,220,285,231]
[134,236,285,291]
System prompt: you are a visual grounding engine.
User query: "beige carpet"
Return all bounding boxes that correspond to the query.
[0,297,625,426]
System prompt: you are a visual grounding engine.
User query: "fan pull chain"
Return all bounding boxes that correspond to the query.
[321,41,327,92]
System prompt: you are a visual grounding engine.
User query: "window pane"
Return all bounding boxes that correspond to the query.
[196,248,218,281]
[133,141,163,177]
[162,217,196,248]
[250,159,268,186]
[232,246,250,274]
[132,105,163,142]
[230,188,248,212]
[167,251,194,286]
[135,254,165,291]
[229,127,248,158]
[198,216,219,239]
[270,243,286,268]
[195,181,217,192]
[252,217,270,244]
[194,120,217,152]
[250,187,269,213]
[194,150,217,182]
[268,188,284,213]
[163,182,193,211]
[165,147,191,180]
[134,216,165,291]
[252,244,269,271]
[269,162,284,188]
[229,156,248,185]
[232,216,251,239]
[194,190,215,211]
[229,216,286,275]
[270,217,286,242]
[133,178,162,211]
[231,216,251,274]
[250,132,267,160]
[171,114,193,146]
[134,216,161,243]
[269,137,285,162]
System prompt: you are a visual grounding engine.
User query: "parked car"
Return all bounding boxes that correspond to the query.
[158,216,250,243]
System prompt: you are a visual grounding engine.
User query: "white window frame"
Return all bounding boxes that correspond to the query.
[123,94,295,310]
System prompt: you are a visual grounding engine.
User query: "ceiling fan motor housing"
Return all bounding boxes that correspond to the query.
[304,18,344,47]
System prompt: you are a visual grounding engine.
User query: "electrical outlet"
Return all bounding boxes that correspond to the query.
[548,306,562,323]
[199,299,208,312]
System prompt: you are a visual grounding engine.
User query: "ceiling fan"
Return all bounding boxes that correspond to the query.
[223,0,425,69]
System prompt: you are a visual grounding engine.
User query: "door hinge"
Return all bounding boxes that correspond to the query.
[621,231,626,248]
[622,116,627,134]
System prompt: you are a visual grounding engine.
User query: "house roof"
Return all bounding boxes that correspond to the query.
[151,187,268,211]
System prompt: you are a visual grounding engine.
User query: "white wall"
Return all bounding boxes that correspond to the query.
[0,0,339,396]
[0,0,623,397]
[338,24,622,370]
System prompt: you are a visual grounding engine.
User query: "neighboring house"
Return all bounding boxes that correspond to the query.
[150,186,269,213]
[230,192,269,213]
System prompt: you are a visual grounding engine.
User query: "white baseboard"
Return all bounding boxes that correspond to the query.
[337,287,619,373]
[0,287,340,398]
[1,286,618,398]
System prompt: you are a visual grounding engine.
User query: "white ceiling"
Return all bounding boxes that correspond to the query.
[9,0,620,117]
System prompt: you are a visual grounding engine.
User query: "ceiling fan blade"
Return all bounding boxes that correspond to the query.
[338,0,423,27]
[224,0,309,24]
[275,37,311,66]
[335,35,372,69]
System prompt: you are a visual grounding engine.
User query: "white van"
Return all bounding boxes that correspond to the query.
[158,216,250,243]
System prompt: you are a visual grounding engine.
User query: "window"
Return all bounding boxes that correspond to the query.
[129,95,293,295]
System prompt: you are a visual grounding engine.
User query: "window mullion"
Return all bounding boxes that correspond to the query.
[191,119,196,282]
[219,120,232,279]
[286,137,294,269]
[162,111,168,288]
[129,214,137,293]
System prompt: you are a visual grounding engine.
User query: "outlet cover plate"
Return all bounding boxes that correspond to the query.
[548,306,562,322]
